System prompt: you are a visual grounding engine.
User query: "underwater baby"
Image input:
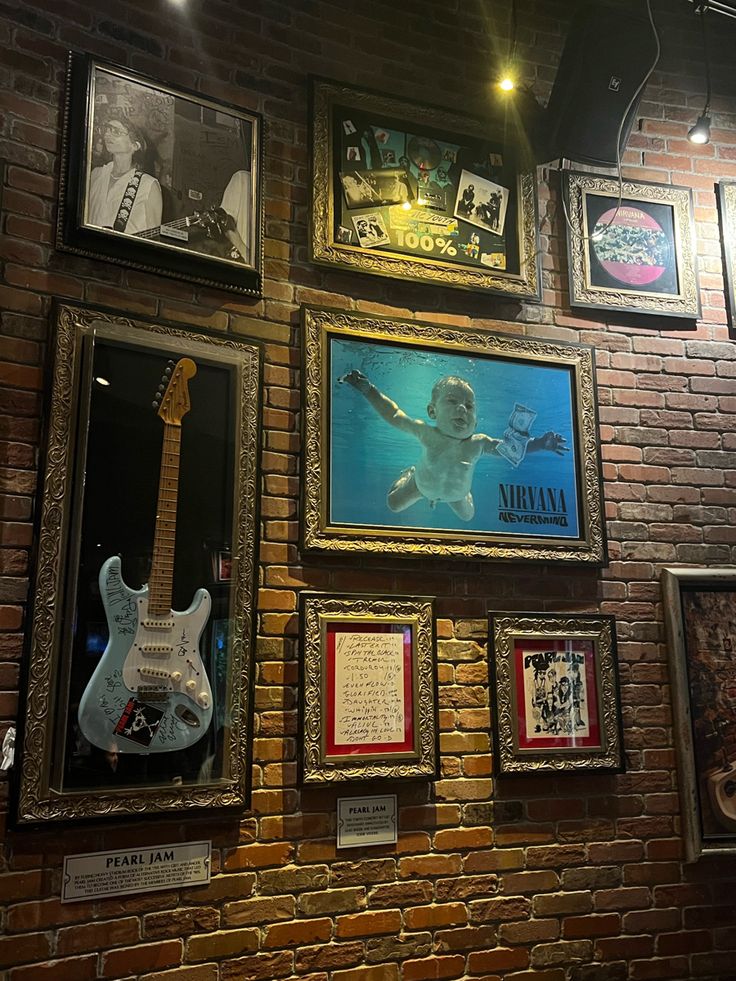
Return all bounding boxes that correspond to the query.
[340,371,567,521]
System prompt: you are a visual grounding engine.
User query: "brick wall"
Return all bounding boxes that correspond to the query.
[1,0,736,979]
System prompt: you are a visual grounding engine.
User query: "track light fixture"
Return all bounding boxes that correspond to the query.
[688,2,712,144]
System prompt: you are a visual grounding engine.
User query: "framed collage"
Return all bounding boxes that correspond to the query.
[310,77,540,299]
[662,568,736,861]
[564,171,699,319]
[15,305,261,823]
[301,306,606,564]
[488,612,624,775]
[299,592,438,783]
[58,53,263,295]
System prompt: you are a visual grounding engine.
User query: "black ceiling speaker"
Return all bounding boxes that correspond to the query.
[539,0,659,167]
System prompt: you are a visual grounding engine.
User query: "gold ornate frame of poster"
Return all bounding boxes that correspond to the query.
[301,305,607,564]
[299,593,438,783]
[310,77,540,299]
[488,612,623,775]
[718,182,736,338]
[564,171,700,319]
[15,304,261,824]
[662,567,736,861]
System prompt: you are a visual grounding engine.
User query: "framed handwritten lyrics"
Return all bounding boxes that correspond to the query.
[299,593,438,783]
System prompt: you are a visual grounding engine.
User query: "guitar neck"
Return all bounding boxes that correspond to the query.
[137,215,196,241]
[148,423,182,616]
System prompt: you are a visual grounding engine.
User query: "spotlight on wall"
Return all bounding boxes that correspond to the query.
[688,2,712,144]
[688,113,711,144]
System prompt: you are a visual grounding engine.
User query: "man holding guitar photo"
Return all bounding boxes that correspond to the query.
[83,67,254,266]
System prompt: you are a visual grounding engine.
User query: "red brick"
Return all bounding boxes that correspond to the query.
[335,909,402,938]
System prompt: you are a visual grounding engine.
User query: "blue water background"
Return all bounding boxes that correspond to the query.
[330,337,580,538]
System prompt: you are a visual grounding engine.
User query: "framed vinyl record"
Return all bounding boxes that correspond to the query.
[564,171,699,319]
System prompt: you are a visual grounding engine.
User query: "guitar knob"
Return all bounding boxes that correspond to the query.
[171,671,182,683]
[185,679,196,692]
[197,692,210,708]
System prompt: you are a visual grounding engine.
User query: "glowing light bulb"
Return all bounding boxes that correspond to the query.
[499,77,515,92]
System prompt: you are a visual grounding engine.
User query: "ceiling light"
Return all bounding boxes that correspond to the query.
[499,76,515,92]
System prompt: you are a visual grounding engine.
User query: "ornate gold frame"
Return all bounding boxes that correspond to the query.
[662,567,736,862]
[310,78,540,299]
[16,304,261,823]
[489,612,623,775]
[301,305,607,564]
[300,593,437,783]
[565,171,700,319]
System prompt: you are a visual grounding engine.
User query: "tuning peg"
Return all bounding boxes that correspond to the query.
[157,384,165,393]
[152,399,159,408]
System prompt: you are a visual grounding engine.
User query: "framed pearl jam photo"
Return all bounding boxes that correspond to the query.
[488,611,624,776]
[301,306,607,565]
[57,53,263,295]
[564,171,700,319]
[15,305,261,824]
[309,77,541,300]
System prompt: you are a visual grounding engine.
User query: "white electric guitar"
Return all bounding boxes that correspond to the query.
[78,358,213,754]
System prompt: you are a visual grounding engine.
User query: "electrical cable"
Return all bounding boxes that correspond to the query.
[559,0,662,243]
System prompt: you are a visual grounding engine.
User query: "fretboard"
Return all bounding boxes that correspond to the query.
[136,215,195,241]
[148,423,182,616]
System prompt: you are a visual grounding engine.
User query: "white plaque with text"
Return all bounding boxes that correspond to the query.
[337,794,398,849]
[61,840,211,903]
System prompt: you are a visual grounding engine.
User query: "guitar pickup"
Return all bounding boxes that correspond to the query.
[140,644,174,656]
[142,618,175,630]
[138,666,172,680]
[137,686,169,702]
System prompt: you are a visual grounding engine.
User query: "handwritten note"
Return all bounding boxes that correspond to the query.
[333,632,406,745]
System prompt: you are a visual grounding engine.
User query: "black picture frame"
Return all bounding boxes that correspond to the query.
[58,53,263,295]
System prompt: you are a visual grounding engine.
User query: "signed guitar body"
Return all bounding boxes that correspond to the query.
[78,556,213,754]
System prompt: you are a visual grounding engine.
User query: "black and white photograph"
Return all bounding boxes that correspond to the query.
[352,212,391,248]
[340,168,415,210]
[454,169,509,237]
[58,54,263,295]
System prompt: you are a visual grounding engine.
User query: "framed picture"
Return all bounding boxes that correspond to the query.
[299,593,438,783]
[661,568,736,861]
[718,182,736,336]
[57,53,263,295]
[301,306,606,564]
[564,171,700,319]
[488,612,624,775]
[309,78,540,299]
[208,546,233,584]
[15,304,261,824]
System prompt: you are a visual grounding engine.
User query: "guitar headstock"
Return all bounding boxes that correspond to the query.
[152,358,197,426]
